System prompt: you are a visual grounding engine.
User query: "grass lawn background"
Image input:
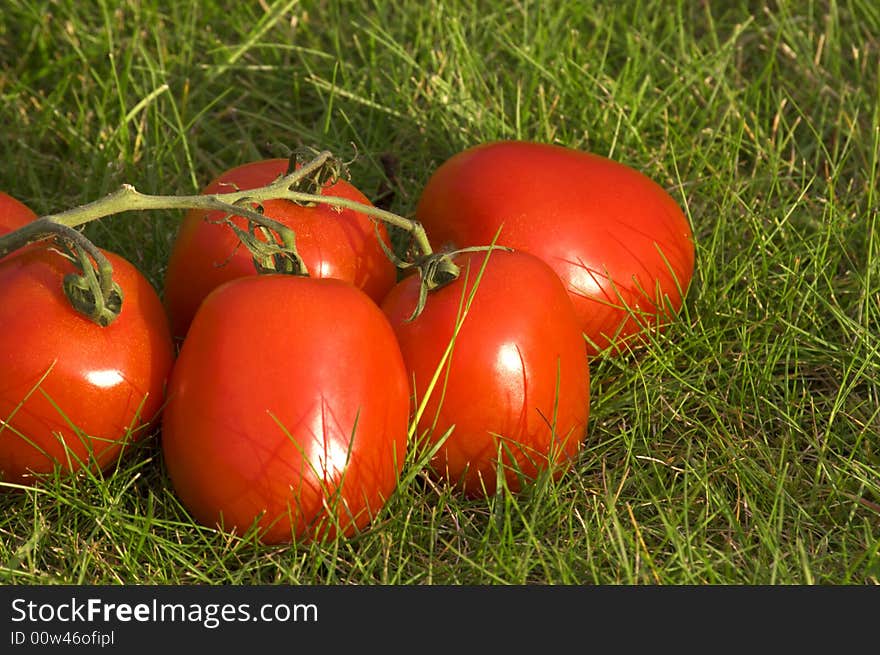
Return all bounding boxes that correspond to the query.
[0,0,878,584]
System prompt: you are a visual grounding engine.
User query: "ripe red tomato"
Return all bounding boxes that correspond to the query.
[415,141,695,355]
[163,158,398,339]
[161,275,410,543]
[381,249,590,496]
[0,246,175,485]
[0,191,38,238]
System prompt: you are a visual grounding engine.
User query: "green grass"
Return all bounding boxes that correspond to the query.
[1,0,878,584]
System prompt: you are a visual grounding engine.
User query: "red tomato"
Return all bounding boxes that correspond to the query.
[163,158,398,339]
[161,275,410,543]
[0,191,38,238]
[0,246,174,485]
[415,141,695,355]
[381,249,590,497]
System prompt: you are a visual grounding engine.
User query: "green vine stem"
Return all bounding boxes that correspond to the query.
[0,149,455,325]
[0,151,437,264]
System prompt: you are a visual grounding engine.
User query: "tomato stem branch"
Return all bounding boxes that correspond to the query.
[0,150,436,262]
[0,149,460,325]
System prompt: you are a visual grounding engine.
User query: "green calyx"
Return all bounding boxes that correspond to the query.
[284,147,351,201]
[56,226,125,327]
[63,272,123,328]
[219,212,309,277]
[376,228,511,321]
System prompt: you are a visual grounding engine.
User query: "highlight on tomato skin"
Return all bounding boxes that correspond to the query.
[162,158,398,340]
[160,274,410,544]
[381,248,591,497]
[414,140,696,355]
[0,245,175,486]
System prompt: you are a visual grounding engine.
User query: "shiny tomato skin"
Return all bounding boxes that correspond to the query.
[381,249,590,497]
[0,247,175,485]
[415,141,695,355]
[163,158,397,339]
[161,275,410,544]
[0,192,38,238]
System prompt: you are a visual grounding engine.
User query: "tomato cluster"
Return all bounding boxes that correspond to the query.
[0,141,694,544]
